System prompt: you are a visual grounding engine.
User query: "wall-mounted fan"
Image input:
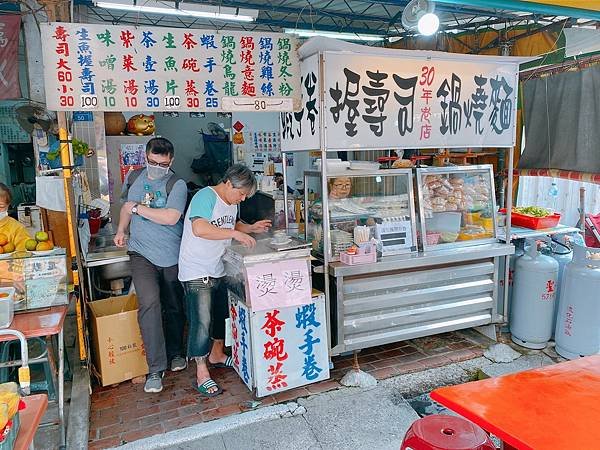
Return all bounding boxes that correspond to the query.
[14,102,57,134]
[401,0,435,30]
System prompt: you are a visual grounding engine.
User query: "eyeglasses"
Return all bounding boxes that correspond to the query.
[147,158,171,168]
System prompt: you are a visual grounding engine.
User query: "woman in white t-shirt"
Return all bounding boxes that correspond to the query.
[179,165,271,397]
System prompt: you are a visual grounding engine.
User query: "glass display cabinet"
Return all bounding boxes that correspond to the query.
[416,165,498,251]
[304,169,418,261]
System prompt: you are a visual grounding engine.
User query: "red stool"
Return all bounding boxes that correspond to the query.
[400,415,496,450]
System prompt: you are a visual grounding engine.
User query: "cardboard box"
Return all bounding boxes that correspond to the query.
[88,294,148,386]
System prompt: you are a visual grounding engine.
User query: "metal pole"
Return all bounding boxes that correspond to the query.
[503,147,514,322]
[316,53,333,359]
[58,327,65,447]
[579,187,586,234]
[282,152,289,230]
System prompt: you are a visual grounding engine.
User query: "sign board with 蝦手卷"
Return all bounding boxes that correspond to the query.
[251,295,329,397]
[40,22,301,112]
[281,47,528,151]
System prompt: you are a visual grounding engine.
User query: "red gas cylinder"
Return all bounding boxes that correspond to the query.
[400,415,495,450]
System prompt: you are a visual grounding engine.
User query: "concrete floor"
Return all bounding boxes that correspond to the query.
[111,340,565,450]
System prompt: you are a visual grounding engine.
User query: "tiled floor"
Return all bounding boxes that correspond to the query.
[88,331,486,449]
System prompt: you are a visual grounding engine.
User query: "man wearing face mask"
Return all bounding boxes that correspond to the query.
[114,137,187,394]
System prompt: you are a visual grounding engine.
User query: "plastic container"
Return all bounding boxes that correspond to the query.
[340,242,377,265]
[501,209,561,230]
[480,217,495,232]
[0,288,15,329]
[425,232,441,245]
[425,211,462,233]
[340,250,377,265]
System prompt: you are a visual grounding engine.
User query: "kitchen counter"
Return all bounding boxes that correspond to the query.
[82,233,129,268]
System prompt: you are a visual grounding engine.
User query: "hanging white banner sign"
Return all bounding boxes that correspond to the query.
[323,52,518,149]
[40,22,301,112]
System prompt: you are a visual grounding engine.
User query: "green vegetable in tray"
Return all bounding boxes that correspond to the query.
[513,206,552,218]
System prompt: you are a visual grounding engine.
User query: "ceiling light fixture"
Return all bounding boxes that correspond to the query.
[401,0,439,36]
[284,28,385,42]
[417,12,440,36]
[93,0,258,22]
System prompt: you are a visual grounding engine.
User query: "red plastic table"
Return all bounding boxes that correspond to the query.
[431,355,600,450]
[14,394,48,450]
[0,307,67,448]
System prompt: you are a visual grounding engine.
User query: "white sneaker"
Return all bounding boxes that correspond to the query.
[144,372,164,393]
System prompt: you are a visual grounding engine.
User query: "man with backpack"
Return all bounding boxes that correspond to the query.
[114,137,187,394]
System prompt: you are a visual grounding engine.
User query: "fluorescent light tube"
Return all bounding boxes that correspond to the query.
[284,28,384,42]
[94,0,257,22]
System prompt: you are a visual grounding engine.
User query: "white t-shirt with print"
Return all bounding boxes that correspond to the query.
[178,187,237,281]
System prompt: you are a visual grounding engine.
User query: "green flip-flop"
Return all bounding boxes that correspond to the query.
[211,356,234,369]
[195,378,223,398]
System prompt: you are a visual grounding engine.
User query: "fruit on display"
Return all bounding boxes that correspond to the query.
[35,231,49,242]
[24,239,37,251]
[35,241,53,251]
[30,231,54,252]
[0,233,7,246]
[1,243,14,254]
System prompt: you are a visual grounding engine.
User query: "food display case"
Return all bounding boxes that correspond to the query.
[416,166,498,251]
[304,169,418,261]
[0,250,69,312]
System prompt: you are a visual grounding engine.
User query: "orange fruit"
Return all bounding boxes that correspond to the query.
[2,243,15,253]
[0,233,8,246]
[35,241,53,251]
[0,247,4,254]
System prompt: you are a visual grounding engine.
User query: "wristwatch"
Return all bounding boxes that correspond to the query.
[131,204,139,215]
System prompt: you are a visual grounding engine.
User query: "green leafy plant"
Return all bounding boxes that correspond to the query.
[46,138,89,161]
[71,138,89,157]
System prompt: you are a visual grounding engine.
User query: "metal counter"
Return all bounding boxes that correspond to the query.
[323,243,514,355]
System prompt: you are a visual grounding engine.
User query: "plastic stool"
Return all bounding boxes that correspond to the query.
[400,415,495,450]
[0,337,56,401]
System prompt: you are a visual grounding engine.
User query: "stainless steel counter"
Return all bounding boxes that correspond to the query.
[323,242,514,356]
[329,243,513,277]
[226,235,311,266]
[82,233,129,268]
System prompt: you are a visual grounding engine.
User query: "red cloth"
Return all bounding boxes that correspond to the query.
[585,214,600,248]
[0,15,22,100]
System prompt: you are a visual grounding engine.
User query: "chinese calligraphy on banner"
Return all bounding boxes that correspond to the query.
[229,292,254,390]
[245,259,311,311]
[281,51,520,151]
[280,54,321,151]
[0,15,21,100]
[251,294,329,397]
[40,23,301,112]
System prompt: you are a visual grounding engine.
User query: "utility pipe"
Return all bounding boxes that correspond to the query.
[433,0,600,21]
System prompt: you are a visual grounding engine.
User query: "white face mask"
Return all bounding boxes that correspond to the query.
[0,211,7,220]
[146,163,170,180]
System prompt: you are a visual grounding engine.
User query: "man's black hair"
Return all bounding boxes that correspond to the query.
[146,137,174,158]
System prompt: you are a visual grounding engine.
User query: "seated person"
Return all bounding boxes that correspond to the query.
[0,183,31,251]
[328,176,352,200]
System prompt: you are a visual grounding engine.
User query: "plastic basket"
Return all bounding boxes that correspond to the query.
[502,209,561,230]
[340,250,377,265]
